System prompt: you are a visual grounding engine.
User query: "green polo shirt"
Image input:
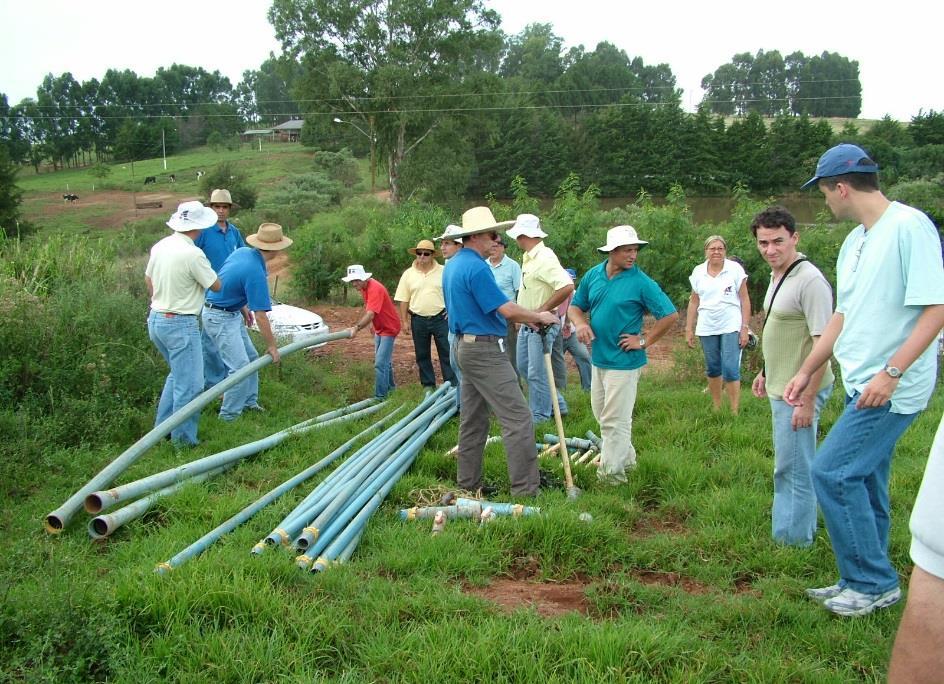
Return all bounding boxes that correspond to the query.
[571,259,676,370]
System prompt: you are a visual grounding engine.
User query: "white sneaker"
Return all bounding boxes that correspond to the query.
[822,587,901,617]
[805,583,844,601]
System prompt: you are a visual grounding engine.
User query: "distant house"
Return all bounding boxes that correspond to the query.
[273,119,305,142]
[241,128,275,143]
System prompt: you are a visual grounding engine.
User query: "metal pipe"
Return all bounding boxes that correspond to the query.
[88,464,233,539]
[46,330,352,534]
[85,400,384,514]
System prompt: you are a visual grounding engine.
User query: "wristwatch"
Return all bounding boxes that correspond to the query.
[883,365,903,378]
[638,337,647,349]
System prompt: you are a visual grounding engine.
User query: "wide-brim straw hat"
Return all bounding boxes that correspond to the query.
[598,225,648,253]
[341,264,372,282]
[209,188,233,205]
[446,206,515,240]
[166,200,218,232]
[408,239,440,257]
[247,222,293,251]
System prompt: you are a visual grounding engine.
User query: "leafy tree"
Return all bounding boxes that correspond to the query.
[0,146,23,238]
[723,112,771,192]
[909,110,944,147]
[206,131,225,151]
[399,118,475,203]
[268,0,504,203]
[501,23,568,86]
[312,148,361,189]
[235,56,303,126]
[198,162,258,211]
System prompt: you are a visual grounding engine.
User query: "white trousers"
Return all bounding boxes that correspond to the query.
[590,366,641,483]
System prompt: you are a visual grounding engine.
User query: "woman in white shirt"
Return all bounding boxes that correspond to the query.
[685,235,751,413]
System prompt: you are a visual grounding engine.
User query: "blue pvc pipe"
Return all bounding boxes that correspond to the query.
[46,329,352,533]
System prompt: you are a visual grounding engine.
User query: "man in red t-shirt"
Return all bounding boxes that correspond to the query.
[342,264,402,398]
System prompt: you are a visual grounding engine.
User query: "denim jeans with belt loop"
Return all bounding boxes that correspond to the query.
[148,310,204,445]
[812,392,920,593]
[516,325,568,423]
[201,306,260,420]
[374,334,396,399]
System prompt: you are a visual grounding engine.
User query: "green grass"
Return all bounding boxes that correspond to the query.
[2,348,939,682]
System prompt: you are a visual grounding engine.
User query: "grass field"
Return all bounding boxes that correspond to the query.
[2,341,940,682]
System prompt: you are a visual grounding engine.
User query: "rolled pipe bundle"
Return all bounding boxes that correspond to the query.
[46,330,352,534]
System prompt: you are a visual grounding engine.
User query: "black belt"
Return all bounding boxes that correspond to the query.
[410,309,445,319]
[204,302,243,313]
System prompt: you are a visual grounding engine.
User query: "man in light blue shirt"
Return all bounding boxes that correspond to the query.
[488,236,522,372]
[786,144,944,617]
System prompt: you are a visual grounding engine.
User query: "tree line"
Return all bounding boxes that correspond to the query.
[2,1,942,211]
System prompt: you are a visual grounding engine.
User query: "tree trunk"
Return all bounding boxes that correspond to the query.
[388,121,406,204]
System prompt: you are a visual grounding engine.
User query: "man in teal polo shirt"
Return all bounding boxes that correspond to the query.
[569,225,678,484]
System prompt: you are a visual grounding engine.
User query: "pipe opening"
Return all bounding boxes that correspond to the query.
[84,495,104,514]
[91,518,110,537]
[45,515,64,533]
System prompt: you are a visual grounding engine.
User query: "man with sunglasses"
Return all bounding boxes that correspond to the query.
[442,207,559,496]
[395,239,456,389]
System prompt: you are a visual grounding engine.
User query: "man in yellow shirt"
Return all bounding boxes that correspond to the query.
[508,214,574,423]
[394,239,457,388]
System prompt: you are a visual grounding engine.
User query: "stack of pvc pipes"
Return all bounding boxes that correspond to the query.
[248,383,458,573]
[399,497,540,521]
[84,399,385,540]
[542,434,600,466]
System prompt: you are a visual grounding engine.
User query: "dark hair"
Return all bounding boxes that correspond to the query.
[751,205,797,237]
[819,172,880,192]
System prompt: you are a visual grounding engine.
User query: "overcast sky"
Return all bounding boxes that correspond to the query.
[1,0,938,121]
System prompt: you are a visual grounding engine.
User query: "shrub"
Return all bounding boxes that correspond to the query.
[206,131,225,151]
[887,177,944,227]
[258,172,344,227]
[312,148,361,189]
[197,161,258,212]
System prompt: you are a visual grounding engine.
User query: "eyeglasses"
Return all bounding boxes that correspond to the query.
[487,232,499,241]
[415,250,433,256]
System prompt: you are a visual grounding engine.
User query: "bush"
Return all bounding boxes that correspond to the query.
[888,177,944,227]
[312,148,361,189]
[257,172,344,227]
[197,161,258,212]
[206,131,225,151]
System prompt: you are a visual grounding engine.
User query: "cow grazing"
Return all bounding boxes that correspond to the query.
[62,193,79,204]
[169,174,176,183]
[143,176,157,185]
[196,170,204,179]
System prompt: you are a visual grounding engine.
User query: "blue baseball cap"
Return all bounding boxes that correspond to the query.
[801,143,879,189]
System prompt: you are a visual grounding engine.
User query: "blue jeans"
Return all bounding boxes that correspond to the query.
[563,332,592,391]
[374,334,396,399]
[812,392,919,593]
[770,386,832,546]
[699,331,741,381]
[201,322,227,390]
[202,307,260,420]
[517,325,568,422]
[148,311,204,445]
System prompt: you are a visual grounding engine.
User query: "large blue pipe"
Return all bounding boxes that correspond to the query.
[88,463,233,539]
[291,391,455,553]
[258,385,452,550]
[47,329,352,533]
[85,400,383,514]
[154,402,397,574]
[297,395,456,571]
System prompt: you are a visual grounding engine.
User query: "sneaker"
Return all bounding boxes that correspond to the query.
[246,404,266,412]
[805,583,845,601]
[822,587,901,617]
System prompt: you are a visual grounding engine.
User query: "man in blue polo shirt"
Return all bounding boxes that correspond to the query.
[203,222,292,421]
[196,188,246,389]
[443,206,558,496]
[569,225,678,484]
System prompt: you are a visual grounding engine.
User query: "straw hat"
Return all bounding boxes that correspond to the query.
[446,207,515,240]
[408,239,440,257]
[166,200,218,232]
[209,188,233,205]
[246,223,293,251]
[598,225,648,253]
[341,264,372,282]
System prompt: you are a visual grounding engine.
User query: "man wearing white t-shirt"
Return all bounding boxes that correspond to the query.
[786,144,944,617]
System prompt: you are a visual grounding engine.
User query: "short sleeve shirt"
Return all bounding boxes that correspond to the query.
[194,222,245,271]
[517,242,572,311]
[394,262,446,316]
[488,254,522,301]
[571,260,676,370]
[362,278,401,336]
[206,247,272,312]
[833,202,944,413]
[442,247,509,337]
[146,232,218,314]
[688,259,747,335]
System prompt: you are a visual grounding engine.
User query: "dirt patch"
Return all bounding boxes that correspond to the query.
[631,570,711,595]
[630,511,689,538]
[24,190,200,230]
[469,578,591,617]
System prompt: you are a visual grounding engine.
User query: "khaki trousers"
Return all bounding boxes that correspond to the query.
[591,366,641,483]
